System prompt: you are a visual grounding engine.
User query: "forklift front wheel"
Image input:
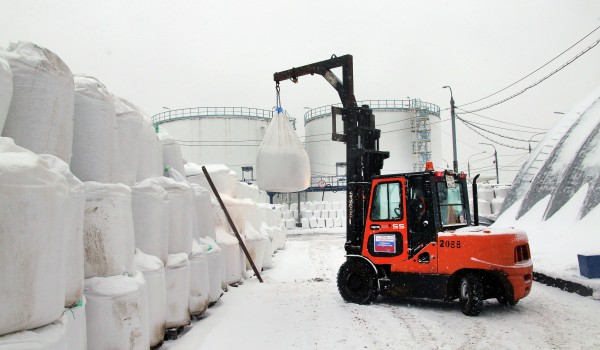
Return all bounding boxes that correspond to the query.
[337,259,378,304]
[459,272,483,316]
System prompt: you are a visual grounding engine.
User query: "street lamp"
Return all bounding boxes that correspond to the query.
[528,131,546,153]
[479,143,499,184]
[442,86,458,173]
[467,151,487,179]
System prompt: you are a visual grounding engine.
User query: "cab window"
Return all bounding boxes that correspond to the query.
[437,181,467,226]
[371,182,403,221]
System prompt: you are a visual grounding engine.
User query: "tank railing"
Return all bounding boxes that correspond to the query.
[152,106,296,128]
[309,175,347,189]
[303,99,441,124]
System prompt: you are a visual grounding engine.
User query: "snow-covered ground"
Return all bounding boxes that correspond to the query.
[162,230,600,349]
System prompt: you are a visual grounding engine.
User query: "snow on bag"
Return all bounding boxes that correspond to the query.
[131,178,169,264]
[134,249,166,349]
[137,117,164,181]
[0,55,12,134]
[0,316,68,350]
[0,42,74,164]
[189,240,210,316]
[39,154,85,307]
[83,182,135,278]
[256,108,310,192]
[64,297,86,350]
[0,138,69,336]
[71,75,118,182]
[112,95,143,186]
[197,236,224,303]
[84,275,147,350]
[165,253,191,328]
[159,129,186,178]
[186,162,234,198]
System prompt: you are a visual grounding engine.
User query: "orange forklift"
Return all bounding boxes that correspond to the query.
[274,55,532,316]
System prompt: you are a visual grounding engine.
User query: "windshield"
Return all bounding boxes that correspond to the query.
[437,181,467,226]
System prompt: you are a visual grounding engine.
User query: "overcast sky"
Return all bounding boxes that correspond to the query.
[1,0,599,182]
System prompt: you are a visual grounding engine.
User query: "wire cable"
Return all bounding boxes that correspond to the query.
[457,116,533,142]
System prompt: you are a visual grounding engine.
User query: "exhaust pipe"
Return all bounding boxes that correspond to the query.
[472,174,480,226]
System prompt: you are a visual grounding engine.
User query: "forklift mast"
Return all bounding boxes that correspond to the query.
[274,55,389,254]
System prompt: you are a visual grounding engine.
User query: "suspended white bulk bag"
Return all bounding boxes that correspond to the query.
[137,117,164,181]
[83,182,135,278]
[155,177,194,255]
[165,253,191,329]
[197,236,224,303]
[256,108,310,192]
[64,297,86,350]
[112,95,143,186]
[84,275,146,350]
[0,316,68,350]
[39,154,85,307]
[134,249,166,349]
[191,183,217,241]
[71,75,117,183]
[0,139,69,336]
[132,178,169,264]
[132,272,150,350]
[189,241,210,316]
[0,55,12,134]
[0,42,74,164]
[158,129,185,178]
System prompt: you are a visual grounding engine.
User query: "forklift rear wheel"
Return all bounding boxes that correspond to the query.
[459,272,483,316]
[337,259,377,304]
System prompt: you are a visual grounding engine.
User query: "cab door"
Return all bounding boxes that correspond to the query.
[362,177,409,265]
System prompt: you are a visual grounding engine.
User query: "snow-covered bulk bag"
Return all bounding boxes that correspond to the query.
[158,129,185,178]
[189,241,210,316]
[83,182,135,278]
[132,272,150,350]
[0,42,74,164]
[132,178,169,264]
[71,75,117,183]
[0,139,69,336]
[229,170,239,198]
[256,108,310,192]
[478,199,492,215]
[215,226,243,285]
[0,55,12,134]
[137,117,163,181]
[0,316,68,350]
[39,154,85,307]
[491,197,505,215]
[187,163,235,197]
[134,250,166,349]
[112,95,143,186]
[157,178,194,255]
[84,275,146,350]
[191,183,216,241]
[165,253,191,328]
[64,298,86,350]
[494,185,511,199]
[478,186,495,202]
[197,236,224,303]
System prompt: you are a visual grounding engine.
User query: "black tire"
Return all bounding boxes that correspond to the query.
[337,259,378,304]
[459,272,484,316]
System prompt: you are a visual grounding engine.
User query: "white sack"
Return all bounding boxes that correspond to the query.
[165,253,191,328]
[0,316,68,350]
[0,55,12,134]
[159,178,194,255]
[64,298,87,350]
[256,109,310,192]
[84,275,146,350]
[478,199,492,215]
[39,154,85,307]
[186,162,235,197]
[132,272,150,350]
[159,129,185,178]
[134,250,166,348]
[83,182,135,278]
[198,237,224,303]
[189,243,210,316]
[137,117,163,181]
[491,197,505,214]
[191,183,216,241]
[113,95,143,186]
[132,178,169,264]
[216,226,243,285]
[0,42,74,164]
[0,139,69,336]
[71,75,117,182]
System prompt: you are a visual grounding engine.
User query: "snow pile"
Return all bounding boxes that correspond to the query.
[0,316,68,350]
[134,250,166,348]
[131,178,169,264]
[256,108,310,192]
[0,55,12,134]
[165,253,191,328]
[189,242,210,316]
[0,138,69,336]
[71,75,117,183]
[112,95,143,186]
[159,129,185,178]
[0,42,74,164]
[137,117,163,181]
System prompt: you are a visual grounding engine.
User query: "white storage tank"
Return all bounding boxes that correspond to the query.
[153,107,295,179]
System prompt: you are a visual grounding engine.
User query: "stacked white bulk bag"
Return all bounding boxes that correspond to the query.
[71,75,117,183]
[84,275,147,350]
[0,138,69,336]
[39,154,85,307]
[191,183,217,240]
[197,236,224,304]
[112,95,143,186]
[189,240,210,317]
[159,129,185,177]
[131,178,169,264]
[0,42,74,164]
[213,200,244,285]
[134,250,166,349]
[83,182,135,278]
[132,272,150,349]
[64,298,87,350]
[0,55,12,134]
[187,163,235,197]
[165,253,191,329]
[256,108,310,192]
[159,178,194,256]
[137,117,163,181]
[0,316,68,350]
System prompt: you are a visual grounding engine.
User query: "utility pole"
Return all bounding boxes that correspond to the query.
[480,143,499,184]
[467,151,486,179]
[443,86,458,173]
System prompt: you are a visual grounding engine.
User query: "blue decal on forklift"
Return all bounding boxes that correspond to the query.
[374,234,396,253]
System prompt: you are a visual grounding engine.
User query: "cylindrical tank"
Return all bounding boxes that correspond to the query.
[152,107,295,179]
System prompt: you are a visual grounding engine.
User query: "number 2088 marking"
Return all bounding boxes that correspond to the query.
[439,240,461,248]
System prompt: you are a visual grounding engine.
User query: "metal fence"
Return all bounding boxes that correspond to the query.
[152,107,296,128]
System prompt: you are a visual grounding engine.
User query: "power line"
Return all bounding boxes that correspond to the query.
[460,25,600,107]
[461,121,529,150]
[455,109,548,132]
[457,116,532,142]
